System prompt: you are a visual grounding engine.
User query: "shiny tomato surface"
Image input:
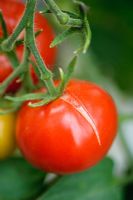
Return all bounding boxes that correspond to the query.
[0,0,56,92]
[16,80,118,174]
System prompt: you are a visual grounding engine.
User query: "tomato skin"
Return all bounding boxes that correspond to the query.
[0,112,16,159]
[16,80,118,174]
[0,0,56,92]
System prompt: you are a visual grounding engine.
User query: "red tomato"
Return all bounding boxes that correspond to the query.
[0,0,56,92]
[16,80,118,174]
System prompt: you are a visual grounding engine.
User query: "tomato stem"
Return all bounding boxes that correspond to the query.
[1,0,34,52]
[6,51,20,69]
[44,0,82,27]
[25,21,56,96]
[0,0,91,105]
[24,0,56,96]
[0,46,30,96]
[0,0,57,97]
[15,29,43,47]
[0,10,8,38]
[44,0,91,54]
[0,10,20,69]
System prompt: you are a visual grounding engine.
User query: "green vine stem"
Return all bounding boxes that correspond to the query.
[25,20,56,96]
[0,0,91,104]
[6,51,19,69]
[44,0,82,27]
[0,10,8,38]
[0,0,56,97]
[1,0,34,52]
[0,10,19,69]
[0,46,30,96]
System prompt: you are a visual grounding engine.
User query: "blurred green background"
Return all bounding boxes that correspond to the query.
[82,0,133,94]
[53,0,133,95]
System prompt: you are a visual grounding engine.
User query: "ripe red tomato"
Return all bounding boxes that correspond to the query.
[0,0,56,92]
[16,80,118,174]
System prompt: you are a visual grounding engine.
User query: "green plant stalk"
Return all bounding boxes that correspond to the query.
[15,29,43,47]
[0,46,30,96]
[22,68,36,92]
[0,0,56,97]
[0,10,8,38]
[44,0,82,27]
[26,24,56,96]
[0,0,33,94]
[0,10,19,68]
[6,51,19,68]
[28,59,40,79]
[83,15,91,53]
[25,1,56,96]
[0,0,84,101]
[1,0,35,52]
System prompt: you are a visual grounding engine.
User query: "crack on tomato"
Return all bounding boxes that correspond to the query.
[61,92,101,146]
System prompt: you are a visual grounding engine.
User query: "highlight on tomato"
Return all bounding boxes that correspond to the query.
[16,80,118,174]
[0,0,56,93]
[0,111,16,159]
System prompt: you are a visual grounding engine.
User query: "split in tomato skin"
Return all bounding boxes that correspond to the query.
[0,0,56,92]
[16,80,118,174]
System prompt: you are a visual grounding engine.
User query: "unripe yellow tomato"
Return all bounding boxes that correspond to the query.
[0,112,16,159]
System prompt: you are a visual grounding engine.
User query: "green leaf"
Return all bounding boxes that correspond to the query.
[0,157,46,200]
[39,158,123,200]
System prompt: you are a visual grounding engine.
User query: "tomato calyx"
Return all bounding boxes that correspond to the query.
[5,56,78,107]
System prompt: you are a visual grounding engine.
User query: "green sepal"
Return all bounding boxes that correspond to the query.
[58,68,65,83]
[40,9,79,19]
[5,93,47,102]
[59,56,77,94]
[50,27,79,48]
[74,0,89,17]
[0,10,8,38]
[28,95,56,107]
[74,0,92,53]
[82,16,92,53]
